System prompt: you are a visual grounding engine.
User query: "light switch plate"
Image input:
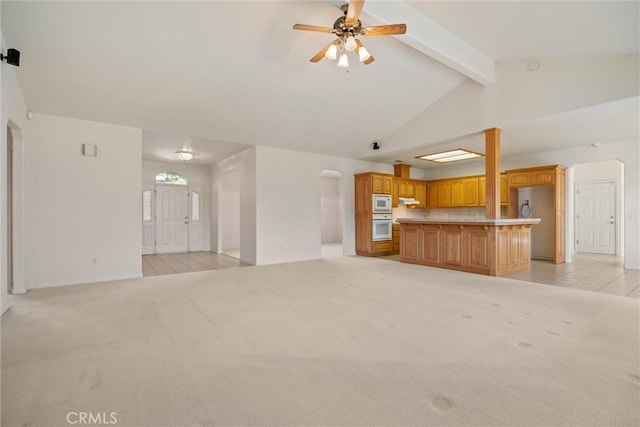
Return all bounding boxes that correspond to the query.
[82,143,97,156]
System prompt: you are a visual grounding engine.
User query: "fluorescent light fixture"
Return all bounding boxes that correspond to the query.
[417,149,483,163]
[175,150,194,161]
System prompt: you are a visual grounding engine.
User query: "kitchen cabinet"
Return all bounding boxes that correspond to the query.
[414,181,427,208]
[479,174,508,206]
[438,181,452,207]
[500,175,509,205]
[463,178,479,206]
[372,174,393,194]
[392,224,400,254]
[354,172,394,256]
[392,179,399,207]
[398,180,416,198]
[451,179,464,207]
[506,165,567,264]
[427,182,439,208]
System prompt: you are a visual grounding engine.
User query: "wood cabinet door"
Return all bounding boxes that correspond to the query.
[371,175,384,194]
[382,176,393,194]
[478,177,486,206]
[508,172,530,187]
[451,180,464,207]
[427,182,439,208]
[439,181,452,207]
[415,181,427,208]
[463,178,479,206]
[392,179,399,207]
[500,175,509,205]
[531,170,554,186]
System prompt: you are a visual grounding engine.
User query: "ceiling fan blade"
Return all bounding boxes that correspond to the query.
[293,24,335,33]
[345,0,365,25]
[362,23,407,36]
[310,41,337,63]
[355,39,375,65]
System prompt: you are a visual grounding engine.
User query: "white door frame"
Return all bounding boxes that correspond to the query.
[7,121,26,295]
[575,180,618,255]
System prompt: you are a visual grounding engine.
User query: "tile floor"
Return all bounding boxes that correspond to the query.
[382,252,639,298]
[142,252,247,277]
[503,253,639,298]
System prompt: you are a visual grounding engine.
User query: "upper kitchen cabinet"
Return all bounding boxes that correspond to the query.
[463,178,479,206]
[427,182,439,208]
[451,179,465,207]
[479,174,508,206]
[414,181,427,208]
[438,181,453,207]
[371,173,393,195]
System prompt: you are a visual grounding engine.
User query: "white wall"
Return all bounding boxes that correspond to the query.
[25,114,142,288]
[142,160,211,251]
[253,146,391,265]
[320,176,342,244]
[220,170,240,251]
[211,147,256,265]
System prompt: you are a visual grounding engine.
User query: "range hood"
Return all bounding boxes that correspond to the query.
[398,197,420,205]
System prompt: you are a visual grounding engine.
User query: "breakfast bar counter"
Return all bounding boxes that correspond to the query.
[397,218,541,276]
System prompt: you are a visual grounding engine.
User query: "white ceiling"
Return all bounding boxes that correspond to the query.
[409,1,639,61]
[2,1,638,166]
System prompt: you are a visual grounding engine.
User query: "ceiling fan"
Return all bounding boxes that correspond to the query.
[292,0,406,67]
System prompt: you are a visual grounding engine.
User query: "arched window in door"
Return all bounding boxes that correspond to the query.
[155,171,187,185]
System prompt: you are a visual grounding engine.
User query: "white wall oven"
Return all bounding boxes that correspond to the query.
[372,194,392,213]
[372,214,392,241]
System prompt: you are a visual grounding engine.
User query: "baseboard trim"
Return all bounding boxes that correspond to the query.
[28,273,144,290]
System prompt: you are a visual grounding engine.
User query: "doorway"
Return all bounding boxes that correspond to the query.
[220,170,240,259]
[576,182,616,255]
[320,170,343,258]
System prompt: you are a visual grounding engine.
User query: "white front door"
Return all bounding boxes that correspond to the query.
[155,185,189,253]
[576,182,616,255]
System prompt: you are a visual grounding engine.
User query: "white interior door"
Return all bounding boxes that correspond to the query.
[576,182,616,255]
[141,187,155,255]
[155,185,189,253]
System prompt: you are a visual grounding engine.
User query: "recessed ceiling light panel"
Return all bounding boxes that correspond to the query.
[417,149,484,163]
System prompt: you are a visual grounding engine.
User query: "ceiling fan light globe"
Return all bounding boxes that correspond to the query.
[344,36,357,52]
[325,44,338,60]
[337,53,349,68]
[358,46,371,62]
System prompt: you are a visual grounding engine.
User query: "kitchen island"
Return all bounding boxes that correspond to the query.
[397,218,541,276]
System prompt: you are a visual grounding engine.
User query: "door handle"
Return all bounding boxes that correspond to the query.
[185,221,188,224]
[610,221,614,224]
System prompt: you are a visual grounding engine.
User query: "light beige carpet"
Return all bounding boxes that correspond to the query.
[2,256,639,426]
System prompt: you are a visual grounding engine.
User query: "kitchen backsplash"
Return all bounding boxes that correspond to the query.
[393,206,509,222]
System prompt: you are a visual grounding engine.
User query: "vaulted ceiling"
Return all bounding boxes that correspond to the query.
[2,1,638,166]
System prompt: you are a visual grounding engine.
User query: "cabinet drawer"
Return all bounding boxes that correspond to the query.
[373,240,392,251]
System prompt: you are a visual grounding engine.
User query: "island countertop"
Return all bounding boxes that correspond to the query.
[396,217,541,225]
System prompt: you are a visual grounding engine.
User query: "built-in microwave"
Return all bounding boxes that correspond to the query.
[372,194,392,213]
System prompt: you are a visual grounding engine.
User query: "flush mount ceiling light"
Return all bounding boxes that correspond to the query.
[417,149,484,163]
[175,150,194,161]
